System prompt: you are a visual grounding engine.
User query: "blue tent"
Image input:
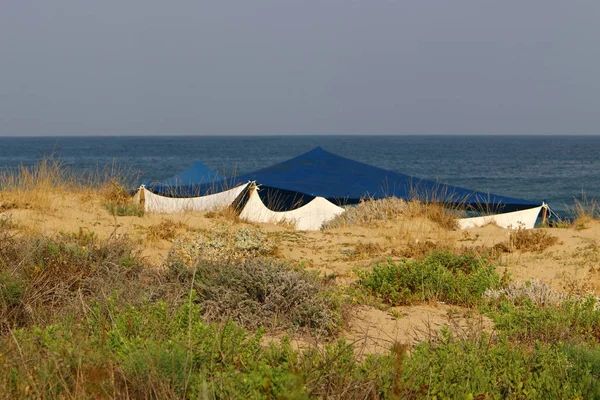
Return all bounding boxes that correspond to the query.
[146,147,540,212]
[234,147,540,212]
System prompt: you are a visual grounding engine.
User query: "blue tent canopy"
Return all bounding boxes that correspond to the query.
[234,147,540,212]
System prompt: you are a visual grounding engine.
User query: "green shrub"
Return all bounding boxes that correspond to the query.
[0,273,26,331]
[401,330,600,399]
[167,257,342,336]
[0,300,387,399]
[0,273,24,307]
[356,251,500,306]
[486,296,600,344]
[2,321,125,399]
[563,343,600,383]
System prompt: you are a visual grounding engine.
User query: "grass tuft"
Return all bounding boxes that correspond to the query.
[102,178,144,217]
[324,197,409,228]
[492,227,559,253]
[146,219,190,242]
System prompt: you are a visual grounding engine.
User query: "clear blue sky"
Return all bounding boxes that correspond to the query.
[1,1,599,136]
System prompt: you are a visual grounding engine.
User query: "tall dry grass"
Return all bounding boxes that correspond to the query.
[0,157,142,213]
[324,197,460,230]
[568,191,600,230]
[0,158,72,211]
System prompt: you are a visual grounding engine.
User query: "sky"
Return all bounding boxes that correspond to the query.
[1,1,599,136]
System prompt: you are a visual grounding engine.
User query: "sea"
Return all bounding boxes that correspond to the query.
[0,135,598,216]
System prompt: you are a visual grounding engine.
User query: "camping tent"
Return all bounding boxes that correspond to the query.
[136,147,544,230]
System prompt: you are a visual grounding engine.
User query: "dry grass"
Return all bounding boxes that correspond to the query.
[146,219,191,242]
[345,241,386,260]
[100,178,144,217]
[391,238,455,260]
[0,158,72,211]
[414,201,460,230]
[493,228,560,253]
[0,213,17,231]
[0,157,142,216]
[204,205,243,223]
[324,197,408,228]
[569,192,600,230]
[324,197,459,230]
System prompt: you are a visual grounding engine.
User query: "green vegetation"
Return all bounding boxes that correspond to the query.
[485,296,600,344]
[403,330,600,399]
[356,252,500,306]
[3,214,600,397]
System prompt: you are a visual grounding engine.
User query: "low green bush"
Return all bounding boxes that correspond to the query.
[0,273,24,308]
[563,343,600,383]
[356,251,500,306]
[486,296,600,344]
[401,329,600,399]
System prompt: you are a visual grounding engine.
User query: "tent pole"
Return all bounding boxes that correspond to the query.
[541,203,548,225]
[140,186,146,210]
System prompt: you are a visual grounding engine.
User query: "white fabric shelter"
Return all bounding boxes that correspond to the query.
[239,185,345,230]
[456,205,544,230]
[134,183,249,213]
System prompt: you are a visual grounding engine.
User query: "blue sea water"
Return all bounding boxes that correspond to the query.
[0,135,598,215]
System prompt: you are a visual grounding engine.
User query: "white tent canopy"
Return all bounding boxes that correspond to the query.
[239,185,345,230]
[456,205,544,230]
[134,183,249,214]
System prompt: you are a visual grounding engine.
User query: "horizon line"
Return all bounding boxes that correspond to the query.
[1,133,600,138]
